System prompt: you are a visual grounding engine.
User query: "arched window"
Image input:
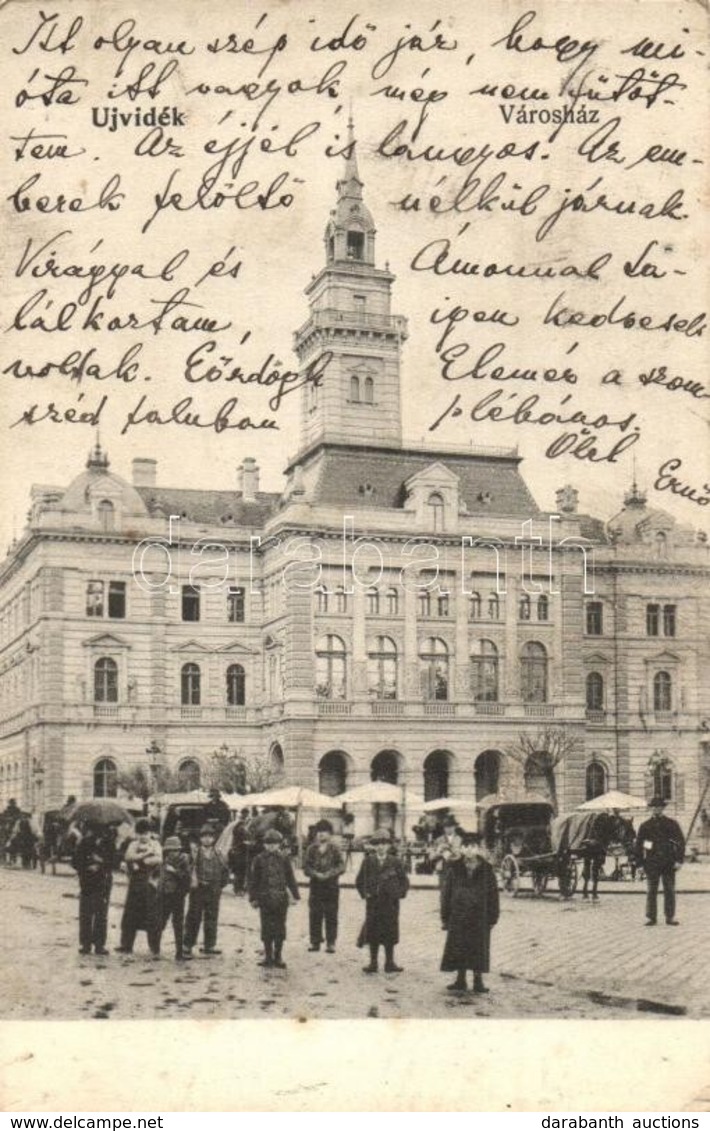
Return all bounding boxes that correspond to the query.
[519,594,531,621]
[347,230,364,259]
[653,671,672,711]
[94,657,118,703]
[366,587,380,616]
[655,531,668,559]
[270,743,285,777]
[315,634,346,700]
[424,750,451,801]
[653,759,673,801]
[181,662,201,706]
[363,376,374,404]
[334,587,347,613]
[367,636,398,700]
[315,587,329,614]
[469,592,482,620]
[471,640,499,702]
[586,672,604,711]
[427,492,445,532]
[585,761,607,801]
[97,500,115,531]
[93,757,117,798]
[537,595,549,621]
[419,637,449,701]
[226,663,245,707]
[178,758,201,790]
[372,749,400,784]
[350,374,360,402]
[521,642,548,703]
[418,589,431,617]
[488,593,500,620]
[386,588,399,616]
[319,750,348,797]
[475,750,500,801]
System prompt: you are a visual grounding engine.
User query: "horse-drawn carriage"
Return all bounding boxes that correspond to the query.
[479,798,578,898]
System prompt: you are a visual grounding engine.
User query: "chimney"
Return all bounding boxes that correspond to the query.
[132,458,157,487]
[555,485,579,514]
[239,457,259,502]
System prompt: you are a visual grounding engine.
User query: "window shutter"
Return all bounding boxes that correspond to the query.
[674,772,685,809]
[644,769,654,800]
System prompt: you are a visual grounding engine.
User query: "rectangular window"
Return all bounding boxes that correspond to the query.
[663,604,676,637]
[86,581,104,617]
[227,586,245,623]
[182,585,200,622]
[586,602,603,635]
[437,594,450,617]
[646,604,660,636]
[108,581,126,619]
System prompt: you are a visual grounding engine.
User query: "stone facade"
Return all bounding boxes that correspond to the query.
[1,133,708,836]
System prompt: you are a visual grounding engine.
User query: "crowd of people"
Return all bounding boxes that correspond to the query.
[1,791,691,996]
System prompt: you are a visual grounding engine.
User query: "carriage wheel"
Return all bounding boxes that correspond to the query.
[500,855,520,897]
[532,869,549,896]
[559,857,578,899]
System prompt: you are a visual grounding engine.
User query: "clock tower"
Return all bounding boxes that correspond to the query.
[294,120,408,454]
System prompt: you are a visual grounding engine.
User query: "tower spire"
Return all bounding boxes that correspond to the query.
[86,432,110,472]
[325,111,376,266]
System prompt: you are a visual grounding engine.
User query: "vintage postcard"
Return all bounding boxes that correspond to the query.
[0,0,708,1112]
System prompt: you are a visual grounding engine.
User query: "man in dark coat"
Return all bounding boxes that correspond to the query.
[355,832,409,973]
[72,821,117,955]
[117,818,163,955]
[203,789,231,831]
[303,819,345,953]
[249,828,300,968]
[441,830,500,993]
[635,797,685,925]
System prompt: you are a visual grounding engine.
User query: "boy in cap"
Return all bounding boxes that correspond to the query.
[355,830,409,973]
[249,828,300,968]
[183,824,229,958]
[158,836,193,961]
[304,819,345,953]
[440,830,499,994]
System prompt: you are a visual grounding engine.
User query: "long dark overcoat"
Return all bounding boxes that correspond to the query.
[355,852,409,947]
[249,850,300,942]
[440,857,500,973]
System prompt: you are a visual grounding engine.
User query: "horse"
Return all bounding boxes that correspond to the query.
[579,811,636,898]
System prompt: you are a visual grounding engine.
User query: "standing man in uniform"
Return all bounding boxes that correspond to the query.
[635,797,685,926]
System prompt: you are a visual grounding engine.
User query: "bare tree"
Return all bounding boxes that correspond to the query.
[117,764,186,804]
[503,727,584,814]
[206,745,285,796]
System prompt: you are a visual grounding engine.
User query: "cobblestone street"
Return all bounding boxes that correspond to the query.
[2,865,708,1021]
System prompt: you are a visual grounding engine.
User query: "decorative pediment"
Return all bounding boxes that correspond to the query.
[82,632,131,650]
[404,462,460,492]
[170,639,213,653]
[263,634,283,651]
[644,650,681,666]
[216,640,256,655]
[583,652,612,666]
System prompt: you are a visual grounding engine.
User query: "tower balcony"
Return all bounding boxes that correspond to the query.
[295,308,408,342]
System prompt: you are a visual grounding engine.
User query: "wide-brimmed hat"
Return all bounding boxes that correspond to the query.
[371,830,392,844]
[200,823,216,836]
[314,819,333,834]
[264,829,283,844]
[163,837,182,851]
[648,797,667,809]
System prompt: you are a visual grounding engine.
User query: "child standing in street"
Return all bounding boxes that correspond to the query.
[303,819,345,953]
[355,831,409,974]
[158,835,193,961]
[183,824,229,958]
[249,828,300,968]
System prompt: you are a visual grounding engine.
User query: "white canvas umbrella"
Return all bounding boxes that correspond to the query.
[422,797,480,813]
[578,790,649,812]
[340,781,424,807]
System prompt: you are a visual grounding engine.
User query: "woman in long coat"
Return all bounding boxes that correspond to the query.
[441,831,499,993]
[117,818,163,957]
[355,832,409,973]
